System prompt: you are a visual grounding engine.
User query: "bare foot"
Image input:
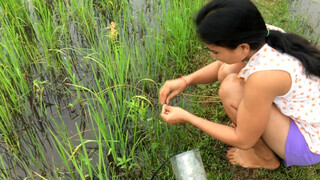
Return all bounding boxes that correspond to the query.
[226,147,280,169]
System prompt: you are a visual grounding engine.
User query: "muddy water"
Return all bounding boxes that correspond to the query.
[290,0,320,45]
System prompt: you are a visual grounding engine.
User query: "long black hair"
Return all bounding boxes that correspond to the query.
[196,0,320,77]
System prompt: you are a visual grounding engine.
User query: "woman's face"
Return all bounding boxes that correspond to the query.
[205,43,251,64]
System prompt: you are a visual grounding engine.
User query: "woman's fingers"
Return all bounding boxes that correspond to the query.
[159,88,176,105]
[165,90,179,104]
[161,105,173,122]
[159,83,173,105]
[159,91,168,105]
[160,107,169,120]
[160,105,187,125]
[159,79,185,104]
[161,104,172,114]
[161,104,166,114]
[160,105,172,122]
[159,86,165,105]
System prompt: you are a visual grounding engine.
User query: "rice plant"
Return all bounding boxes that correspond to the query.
[0,0,205,179]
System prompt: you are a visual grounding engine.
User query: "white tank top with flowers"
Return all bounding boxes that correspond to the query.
[238,26,320,154]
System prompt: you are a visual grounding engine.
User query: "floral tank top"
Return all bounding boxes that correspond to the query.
[238,25,320,154]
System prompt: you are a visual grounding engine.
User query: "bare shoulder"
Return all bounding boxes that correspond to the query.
[246,70,291,98]
[241,70,291,109]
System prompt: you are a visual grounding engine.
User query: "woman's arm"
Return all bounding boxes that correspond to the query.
[162,70,291,149]
[183,60,223,85]
[233,70,290,148]
[159,61,223,104]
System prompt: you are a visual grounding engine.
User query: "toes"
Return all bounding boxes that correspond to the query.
[226,147,238,161]
[226,151,232,158]
[228,159,238,165]
[226,153,232,159]
[226,152,233,158]
[226,147,237,156]
[229,161,236,165]
[227,155,236,164]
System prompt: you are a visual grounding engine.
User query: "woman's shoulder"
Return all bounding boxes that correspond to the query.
[239,44,296,81]
[253,44,294,65]
[245,70,291,98]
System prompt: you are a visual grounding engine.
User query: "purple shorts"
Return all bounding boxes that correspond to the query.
[284,119,320,166]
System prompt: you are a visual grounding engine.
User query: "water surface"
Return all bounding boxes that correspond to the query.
[290,0,320,45]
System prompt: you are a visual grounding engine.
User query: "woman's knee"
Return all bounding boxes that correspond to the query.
[219,74,245,103]
[217,62,245,83]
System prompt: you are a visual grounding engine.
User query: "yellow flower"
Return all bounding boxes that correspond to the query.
[106,21,118,40]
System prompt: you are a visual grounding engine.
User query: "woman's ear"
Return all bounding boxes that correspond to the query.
[237,43,251,59]
[238,43,251,54]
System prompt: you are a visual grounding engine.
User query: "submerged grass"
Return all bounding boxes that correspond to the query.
[0,0,319,179]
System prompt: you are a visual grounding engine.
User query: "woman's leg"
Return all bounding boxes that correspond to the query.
[217,61,246,83]
[218,73,290,169]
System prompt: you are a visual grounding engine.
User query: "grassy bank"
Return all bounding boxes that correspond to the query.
[0,0,319,179]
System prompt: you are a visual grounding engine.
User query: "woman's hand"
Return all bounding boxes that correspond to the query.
[160,104,191,125]
[159,78,188,105]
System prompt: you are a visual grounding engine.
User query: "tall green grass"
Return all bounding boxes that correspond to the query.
[0,0,205,179]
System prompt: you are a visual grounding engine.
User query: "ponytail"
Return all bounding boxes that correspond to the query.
[266,30,320,77]
[196,0,320,77]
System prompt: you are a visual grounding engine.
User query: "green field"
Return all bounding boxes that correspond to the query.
[0,0,319,179]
